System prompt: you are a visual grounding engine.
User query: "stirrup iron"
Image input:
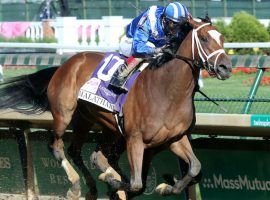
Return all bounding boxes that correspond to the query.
[109,63,130,92]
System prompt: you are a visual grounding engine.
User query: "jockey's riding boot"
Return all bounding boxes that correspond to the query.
[109,57,143,92]
[109,63,131,92]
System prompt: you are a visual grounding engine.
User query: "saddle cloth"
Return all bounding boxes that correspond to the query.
[78,52,148,114]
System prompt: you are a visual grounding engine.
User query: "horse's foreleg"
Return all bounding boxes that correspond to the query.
[126,135,144,192]
[126,149,157,199]
[51,113,81,199]
[156,135,201,195]
[92,133,145,194]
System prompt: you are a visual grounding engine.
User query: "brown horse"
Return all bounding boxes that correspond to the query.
[0,18,231,199]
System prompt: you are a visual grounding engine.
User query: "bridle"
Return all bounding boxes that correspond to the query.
[192,23,226,76]
[173,22,226,76]
[171,22,228,112]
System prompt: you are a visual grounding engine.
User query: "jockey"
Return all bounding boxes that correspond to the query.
[109,1,191,92]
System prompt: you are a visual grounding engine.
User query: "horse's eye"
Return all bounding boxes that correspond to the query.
[201,37,208,42]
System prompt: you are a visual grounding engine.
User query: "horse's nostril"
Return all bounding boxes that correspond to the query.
[219,64,231,72]
[219,64,226,68]
[217,64,232,79]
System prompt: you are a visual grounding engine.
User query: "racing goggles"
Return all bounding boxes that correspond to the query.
[164,17,187,34]
[167,19,182,30]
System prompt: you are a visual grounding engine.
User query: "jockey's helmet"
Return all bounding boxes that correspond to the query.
[163,2,189,36]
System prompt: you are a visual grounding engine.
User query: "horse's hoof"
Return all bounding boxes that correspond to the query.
[109,190,127,200]
[130,182,143,192]
[155,183,173,195]
[27,189,39,200]
[67,188,81,200]
[98,172,106,181]
[98,172,114,182]
[116,191,127,200]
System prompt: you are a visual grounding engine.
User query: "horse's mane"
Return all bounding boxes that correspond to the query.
[149,23,193,69]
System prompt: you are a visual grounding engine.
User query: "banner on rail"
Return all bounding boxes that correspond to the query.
[193,138,270,200]
[0,130,25,194]
[29,131,185,199]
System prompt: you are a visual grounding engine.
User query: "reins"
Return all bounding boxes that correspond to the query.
[173,54,199,68]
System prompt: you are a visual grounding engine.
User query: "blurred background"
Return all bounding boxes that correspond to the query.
[0,0,269,21]
[0,1,270,200]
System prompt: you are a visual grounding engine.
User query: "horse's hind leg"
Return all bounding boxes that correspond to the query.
[51,111,82,199]
[68,113,98,200]
[91,130,127,199]
[156,135,201,195]
[48,96,81,199]
[47,71,83,198]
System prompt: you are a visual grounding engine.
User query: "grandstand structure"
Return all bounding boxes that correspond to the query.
[0,0,270,21]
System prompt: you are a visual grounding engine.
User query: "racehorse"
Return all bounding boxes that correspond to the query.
[0,17,231,199]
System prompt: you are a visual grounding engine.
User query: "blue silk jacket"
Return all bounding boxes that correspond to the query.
[126,5,185,57]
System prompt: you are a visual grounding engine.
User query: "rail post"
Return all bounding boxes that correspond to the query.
[0,64,3,82]
[24,128,38,200]
[242,68,265,114]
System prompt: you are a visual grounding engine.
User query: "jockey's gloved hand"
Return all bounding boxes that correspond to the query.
[154,48,163,55]
[153,48,163,59]
[163,48,174,55]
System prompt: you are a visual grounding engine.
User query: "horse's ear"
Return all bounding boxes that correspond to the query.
[197,13,212,24]
[204,12,212,24]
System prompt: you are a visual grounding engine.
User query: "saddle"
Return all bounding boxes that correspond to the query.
[77,42,176,115]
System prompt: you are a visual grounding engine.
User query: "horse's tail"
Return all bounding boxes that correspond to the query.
[0,66,58,115]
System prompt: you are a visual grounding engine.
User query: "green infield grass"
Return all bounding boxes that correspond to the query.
[196,70,270,114]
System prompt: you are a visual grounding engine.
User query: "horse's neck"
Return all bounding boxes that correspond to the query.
[141,36,195,107]
[152,33,197,100]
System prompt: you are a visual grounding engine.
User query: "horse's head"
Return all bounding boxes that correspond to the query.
[187,18,232,80]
